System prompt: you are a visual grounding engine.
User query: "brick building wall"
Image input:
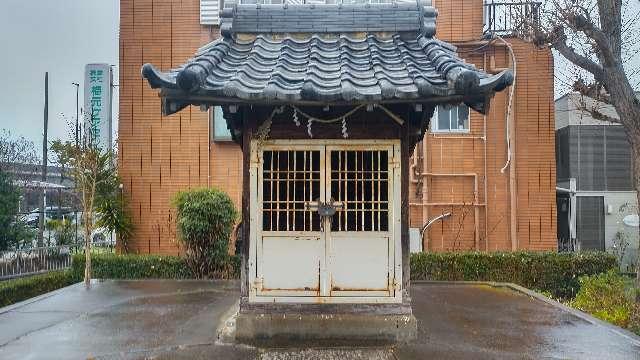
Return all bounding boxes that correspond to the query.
[410,39,556,252]
[119,0,556,254]
[120,0,242,254]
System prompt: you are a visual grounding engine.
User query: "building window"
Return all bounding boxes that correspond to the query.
[210,106,232,142]
[431,105,470,133]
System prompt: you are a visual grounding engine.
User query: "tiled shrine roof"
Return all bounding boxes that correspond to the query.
[142,2,513,115]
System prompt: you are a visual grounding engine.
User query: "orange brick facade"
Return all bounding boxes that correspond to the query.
[119,0,556,254]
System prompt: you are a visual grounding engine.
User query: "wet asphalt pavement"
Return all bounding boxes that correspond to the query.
[0,280,638,360]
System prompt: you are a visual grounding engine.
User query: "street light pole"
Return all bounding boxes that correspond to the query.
[38,72,49,247]
[72,82,80,147]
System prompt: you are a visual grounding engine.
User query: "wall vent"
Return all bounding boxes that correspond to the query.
[200,0,221,25]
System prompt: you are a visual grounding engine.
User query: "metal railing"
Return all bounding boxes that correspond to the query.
[483,1,541,36]
[0,241,115,280]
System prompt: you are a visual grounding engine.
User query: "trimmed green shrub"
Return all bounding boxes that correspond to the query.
[410,251,617,299]
[0,270,79,307]
[71,253,240,280]
[2,251,613,308]
[173,188,238,278]
[72,253,192,279]
[570,270,635,328]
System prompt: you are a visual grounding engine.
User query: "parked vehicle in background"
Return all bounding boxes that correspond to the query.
[91,226,114,245]
[21,207,74,227]
[15,209,113,248]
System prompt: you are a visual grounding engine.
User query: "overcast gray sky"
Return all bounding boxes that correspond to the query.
[0,0,119,146]
[0,1,638,148]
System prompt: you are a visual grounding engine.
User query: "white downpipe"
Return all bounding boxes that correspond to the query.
[208,108,211,187]
[495,35,518,251]
[498,35,517,174]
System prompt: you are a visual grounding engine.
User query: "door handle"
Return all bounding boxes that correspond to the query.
[329,199,344,211]
[306,199,343,232]
[306,199,343,217]
[304,200,320,211]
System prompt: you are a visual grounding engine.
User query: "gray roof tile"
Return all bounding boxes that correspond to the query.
[143,33,513,114]
[226,3,429,35]
[141,3,513,115]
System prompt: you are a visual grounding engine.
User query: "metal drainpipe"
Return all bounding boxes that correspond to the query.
[421,140,430,252]
[483,113,489,251]
[490,37,519,251]
[483,52,490,251]
[421,213,452,239]
[208,107,211,188]
[487,41,517,251]
[501,41,518,252]
[508,102,517,252]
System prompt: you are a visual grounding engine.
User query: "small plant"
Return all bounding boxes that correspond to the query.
[46,218,75,246]
[610,231,630,271]
[172,188,238,278]
[95,183,133,253]
[0,168,34,251]
[570,270,635,328]
[51,139,116,289]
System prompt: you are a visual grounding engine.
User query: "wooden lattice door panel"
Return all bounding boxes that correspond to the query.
[327,147,394,295]
[257,147,326,295]
[252,141,401,302]
[329,150,390,232]
[261,150,321,232]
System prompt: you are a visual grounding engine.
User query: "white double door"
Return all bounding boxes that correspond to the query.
[250,140,401,302]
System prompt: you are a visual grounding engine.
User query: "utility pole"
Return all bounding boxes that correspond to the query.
[72,82,79,147]
[38,72,49,247]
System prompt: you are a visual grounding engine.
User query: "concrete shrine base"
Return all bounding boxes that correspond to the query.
[234,297,418,345]
[235,311,418,345]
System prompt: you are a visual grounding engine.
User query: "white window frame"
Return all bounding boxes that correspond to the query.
[431,104,471,133]
[210,106,233,142]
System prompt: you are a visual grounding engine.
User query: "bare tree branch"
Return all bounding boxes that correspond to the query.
[582,106,622,124]
[516,0,640,300]
[549,27,605,79]
[573,79,612,104]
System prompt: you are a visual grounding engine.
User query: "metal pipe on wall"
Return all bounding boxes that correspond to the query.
[408,41,515,253]
[208,107,211,188]
[421,139,430,251]
[488,40,517,251]
[409,173,483,251]
[483,52,490,252]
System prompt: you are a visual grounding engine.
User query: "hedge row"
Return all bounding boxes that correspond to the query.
[71,253,194,279]
[0,251,617,308]
[70,253,240,280]
[0,270,79,308]
[76,251,616,299]
[410,251,618,299]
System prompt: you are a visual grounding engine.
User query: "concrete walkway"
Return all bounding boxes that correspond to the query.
[0,280,638,359]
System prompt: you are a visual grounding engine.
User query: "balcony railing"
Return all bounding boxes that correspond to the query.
[232,0,414,5]
[484,1,541,36]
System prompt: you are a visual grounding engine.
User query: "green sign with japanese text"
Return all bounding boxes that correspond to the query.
[84,63,112,150]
